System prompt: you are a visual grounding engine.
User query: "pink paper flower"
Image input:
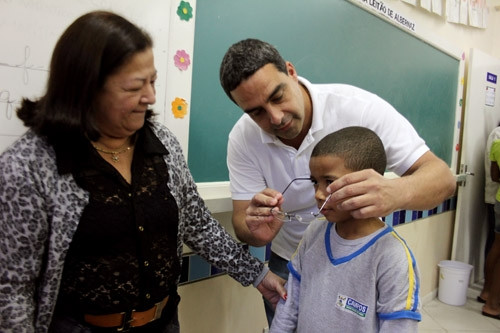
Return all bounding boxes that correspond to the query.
[174,50,191,71]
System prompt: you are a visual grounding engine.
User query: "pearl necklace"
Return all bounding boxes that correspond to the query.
[92,143,131,162]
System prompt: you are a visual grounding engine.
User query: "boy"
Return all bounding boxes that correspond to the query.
[270,126,421,332]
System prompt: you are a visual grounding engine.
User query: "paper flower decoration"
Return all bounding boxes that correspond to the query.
[172,97,188,118]
[177,1,193,21]
[174,50,191,71]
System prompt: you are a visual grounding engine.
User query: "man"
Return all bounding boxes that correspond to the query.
[219,38,456,323]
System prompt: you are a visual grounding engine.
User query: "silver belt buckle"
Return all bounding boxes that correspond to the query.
[151,296,168,322]
[117,311,133,332]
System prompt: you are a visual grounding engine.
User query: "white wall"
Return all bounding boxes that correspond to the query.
[385,0,500,59]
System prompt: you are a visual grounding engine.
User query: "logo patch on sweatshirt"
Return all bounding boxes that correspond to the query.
[336,294,368,319]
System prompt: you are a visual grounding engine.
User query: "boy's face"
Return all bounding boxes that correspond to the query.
[309,155,353,223]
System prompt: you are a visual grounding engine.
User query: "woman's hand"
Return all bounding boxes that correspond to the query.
[256,271,287,309]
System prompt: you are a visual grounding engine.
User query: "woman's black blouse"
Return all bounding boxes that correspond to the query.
[55,125,181,314]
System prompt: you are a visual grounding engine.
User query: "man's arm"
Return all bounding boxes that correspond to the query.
[232,199,261,245]
[327,151,456,219]
[397,150,456,208]
[232,188,285,247]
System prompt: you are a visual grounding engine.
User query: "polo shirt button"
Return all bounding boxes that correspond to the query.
[144,261,149,267]
[145,293,151,299]
[138,226,144,232]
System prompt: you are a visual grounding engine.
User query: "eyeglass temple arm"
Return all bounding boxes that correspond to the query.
[271,177,315,217]
[281,177,311,196]
[318,193,332,212]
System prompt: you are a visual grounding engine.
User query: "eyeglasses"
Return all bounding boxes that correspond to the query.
[270,177,332,224]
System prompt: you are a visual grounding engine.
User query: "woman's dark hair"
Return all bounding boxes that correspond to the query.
[17,10,154,143]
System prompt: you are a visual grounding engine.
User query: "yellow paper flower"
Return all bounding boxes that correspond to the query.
[171,97,188,118]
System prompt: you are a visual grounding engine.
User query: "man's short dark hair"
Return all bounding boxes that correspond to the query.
[219,38,287,103]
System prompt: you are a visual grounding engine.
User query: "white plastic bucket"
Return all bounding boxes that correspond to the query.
[437,260,473,306]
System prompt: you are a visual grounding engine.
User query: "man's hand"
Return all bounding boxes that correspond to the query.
[326,151,456,218]
[326,168,400,219]
[256,271,287,309]
[246,189,285,242]
[232,188,285,246]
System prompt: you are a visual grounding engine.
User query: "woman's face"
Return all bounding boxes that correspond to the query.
[94,48,157,139]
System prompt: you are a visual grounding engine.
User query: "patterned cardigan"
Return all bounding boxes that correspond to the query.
[0,122,265,332]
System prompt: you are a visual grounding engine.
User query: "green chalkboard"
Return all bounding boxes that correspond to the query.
[188,0,459,182]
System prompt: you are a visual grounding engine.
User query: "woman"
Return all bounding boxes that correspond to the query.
[0,11,285,332]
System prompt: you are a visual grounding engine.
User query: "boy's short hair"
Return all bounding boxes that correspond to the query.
[311,126,387,175]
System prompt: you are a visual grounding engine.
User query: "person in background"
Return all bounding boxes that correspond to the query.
[270,126,421,332]
[0,12,285,332]
[479,124,500,304]
[480,137,500,320]
[219,38,456,324]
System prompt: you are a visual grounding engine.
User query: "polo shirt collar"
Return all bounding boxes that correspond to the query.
[298,76,324,135]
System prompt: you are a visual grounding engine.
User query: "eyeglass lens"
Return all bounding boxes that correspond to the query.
[271,207,318,223]
[271,177,325,223]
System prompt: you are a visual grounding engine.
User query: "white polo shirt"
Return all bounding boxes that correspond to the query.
[227,77,428,260]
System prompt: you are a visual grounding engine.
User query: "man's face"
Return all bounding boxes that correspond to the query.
[230,62,308,140]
